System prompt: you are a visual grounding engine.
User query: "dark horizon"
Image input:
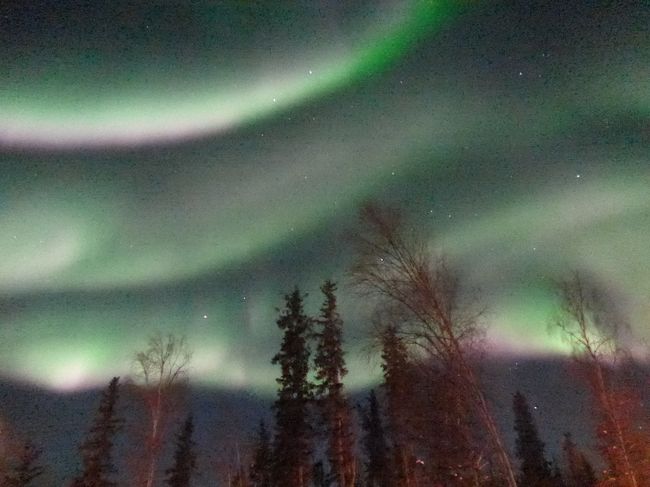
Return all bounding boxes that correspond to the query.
[0,355,603,485]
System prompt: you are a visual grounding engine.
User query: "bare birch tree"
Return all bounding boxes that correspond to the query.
[554,273,650,487]
[133,333,192,487]
[350,204,517,487]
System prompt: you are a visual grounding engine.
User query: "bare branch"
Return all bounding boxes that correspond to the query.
[349,203,518,487]
[131,332,192,487]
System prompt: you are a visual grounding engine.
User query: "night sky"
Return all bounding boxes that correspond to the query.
[0,0,648,396]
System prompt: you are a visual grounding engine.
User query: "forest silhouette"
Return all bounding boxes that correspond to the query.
[1,206,648,487]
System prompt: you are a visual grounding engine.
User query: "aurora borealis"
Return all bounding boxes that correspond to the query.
[0,0,648,393]
[0,1,457,147]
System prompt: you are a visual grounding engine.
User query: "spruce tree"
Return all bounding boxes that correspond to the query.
[314,280,356,487]
[562,433,597,487]
[72,377,122,487]
[380,325,414,487]
[3,441,44,487]
[250,420,272,487]
[360,390,390,487]
[165,415,197,487]
[271,288,313,487]
[513,391,553,487]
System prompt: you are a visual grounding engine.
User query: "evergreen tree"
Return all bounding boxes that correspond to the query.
[72,377,122,487]
[408,365,484,485]
[380,325,414,487]
[165,415,197,487]
[3,441,44,487]
[271,288,313,487]
[314,280,356,487]
[513,391,553,487]
[250,420,272,487]
[562,433,597,487]
[359,390,390,487]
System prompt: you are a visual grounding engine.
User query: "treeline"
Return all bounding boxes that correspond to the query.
[2,205,650,487]
[240,206,650,487]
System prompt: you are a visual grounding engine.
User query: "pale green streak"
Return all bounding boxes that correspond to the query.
[0,281,381,392]
[1,1,457,147]
[437,173,650,354]
[0,298,232,391]
[487,287,573,356]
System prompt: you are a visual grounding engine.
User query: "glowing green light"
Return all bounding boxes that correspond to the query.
[0,1,458,147]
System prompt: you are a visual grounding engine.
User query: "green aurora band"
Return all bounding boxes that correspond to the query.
[0,1,648,392]
[0,0,458,147]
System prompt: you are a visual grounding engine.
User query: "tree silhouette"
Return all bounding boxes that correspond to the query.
[409,364,483,485]
[512,391,553,486]
[351,204,517,487]
[314,280,356,487]
[250,420,272,487]
[165,415,197,487]
[379,325,415,487]
[3,441,44,487]
[72,377,122,487]
[561,433,596,487]
[133,333,191,487]
[359,390,390,487]
[555,274,650,487]
[271,288,313,487]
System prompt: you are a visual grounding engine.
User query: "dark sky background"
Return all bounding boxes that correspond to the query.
[0,0,648,482]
